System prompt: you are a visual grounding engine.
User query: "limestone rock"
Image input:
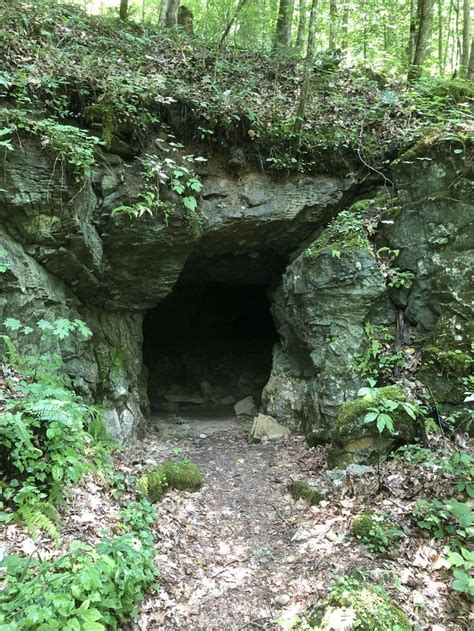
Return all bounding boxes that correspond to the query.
[249,414,290,443]
[234,396,257,417]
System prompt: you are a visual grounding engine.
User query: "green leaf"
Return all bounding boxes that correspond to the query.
[4,318,21,331]
[364,411,378,423]
[183,196,197,212]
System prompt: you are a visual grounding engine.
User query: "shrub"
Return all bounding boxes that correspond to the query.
[0,501,158,630]
[0,318,96,539]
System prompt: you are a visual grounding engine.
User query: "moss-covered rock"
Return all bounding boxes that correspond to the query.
[311,577,411,630]
[138,461,203,503]
[290,480,325,505]
[327,386,417,467]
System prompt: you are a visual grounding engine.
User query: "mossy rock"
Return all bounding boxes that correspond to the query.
[138,461,203,503]
[290,480,324,505]
[311,576,412,630]
[304,209,373,260]
[352,511,376,538]
[327,385,417,467]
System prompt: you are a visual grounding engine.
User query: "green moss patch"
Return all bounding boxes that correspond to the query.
[138,461,203,503]
[352,511,404,553]
[337,385,407,428]
[312,576,411,630]
[305,209,372,260]
[290,480,324,505]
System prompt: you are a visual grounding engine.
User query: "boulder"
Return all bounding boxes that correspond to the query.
[249,414,290,443]
[234,396,257,417]
[327,385,417,467]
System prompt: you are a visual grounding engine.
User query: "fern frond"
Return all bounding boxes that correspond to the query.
[17,502,60,545]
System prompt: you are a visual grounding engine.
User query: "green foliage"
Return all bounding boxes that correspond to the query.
[311,576,412,630]
[412,498,474,542]
[305,209,371,260]
[289,480,324,506]
[1,1,469,181]
[0,500,158,630]
[138,461,203,503]
[445,547,474,597]
[337,384,418,439]
[363,395,418,436]
[0,318,99,538]
[354,323,405,380]
[0,107,102,179]
[352,511,404,553]
[112,151,204,230]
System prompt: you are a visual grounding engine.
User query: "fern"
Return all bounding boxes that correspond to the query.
[16,502,60,545]
[0,334,28,372]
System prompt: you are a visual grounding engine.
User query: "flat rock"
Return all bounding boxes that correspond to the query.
[249,413,290,443]
[234,396,256,417]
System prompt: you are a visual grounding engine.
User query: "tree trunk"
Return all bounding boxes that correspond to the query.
[329,0,337,49]
[340,2,349,53]
[461,0,471,74]
[166,0,180,27]
[296,0,320,126]
[295,0,307,51]
[119,0,128,21]
[437,0,443,73]
[274,0,295,49]
[408,0,417,65]
[468,37,474,78]
[219,0,251,49]
[408,0,434,81]
[159,0,170,25]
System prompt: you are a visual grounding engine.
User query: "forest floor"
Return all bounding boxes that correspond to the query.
[126,412,470,631]
[3,411,471,630]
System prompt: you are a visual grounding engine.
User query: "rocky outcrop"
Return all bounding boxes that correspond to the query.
[262,214,390,443]
[1,132,472,446]
[0,137,357,441]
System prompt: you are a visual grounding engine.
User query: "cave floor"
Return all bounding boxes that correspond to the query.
[120,421,462,630]
[147,406,247,440]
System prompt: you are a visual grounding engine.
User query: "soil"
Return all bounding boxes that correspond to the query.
[124,411,470,631]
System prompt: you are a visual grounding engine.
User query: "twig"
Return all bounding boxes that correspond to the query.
[210,556,248,579]
[269,503,291,525]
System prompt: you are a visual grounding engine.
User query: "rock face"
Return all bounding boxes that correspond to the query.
[263,230,389,442]
[1,133,472,445]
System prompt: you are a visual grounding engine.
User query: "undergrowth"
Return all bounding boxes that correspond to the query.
[0,500,158,630]
[0,0,471,179]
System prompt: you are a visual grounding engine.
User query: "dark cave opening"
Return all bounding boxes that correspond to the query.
[143,282,278,413]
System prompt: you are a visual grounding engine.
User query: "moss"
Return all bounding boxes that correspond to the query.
[337,385,407,427]
[352,511,375,538]
[138,461,203,503]
[304,209,373,260]
[290,480,324,505]
[312,577,412,630]
[424,346,472,377]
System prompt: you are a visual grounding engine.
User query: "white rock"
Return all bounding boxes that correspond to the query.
[274,593,291,606]
[249,413,290,442]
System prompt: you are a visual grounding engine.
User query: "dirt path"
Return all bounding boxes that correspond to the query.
[130,416,353,630]
[126,413,464,631]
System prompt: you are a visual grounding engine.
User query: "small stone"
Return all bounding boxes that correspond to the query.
[199,434,207,439]
[274,593,291,606]
[294,498,307,511]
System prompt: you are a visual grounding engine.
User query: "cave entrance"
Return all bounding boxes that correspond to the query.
[143,282,278,416]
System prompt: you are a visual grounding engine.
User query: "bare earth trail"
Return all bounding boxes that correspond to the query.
[124,411,465,631]
[130,412,359,631]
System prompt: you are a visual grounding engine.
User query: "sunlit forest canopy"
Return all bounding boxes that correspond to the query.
[66,0,472,79]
